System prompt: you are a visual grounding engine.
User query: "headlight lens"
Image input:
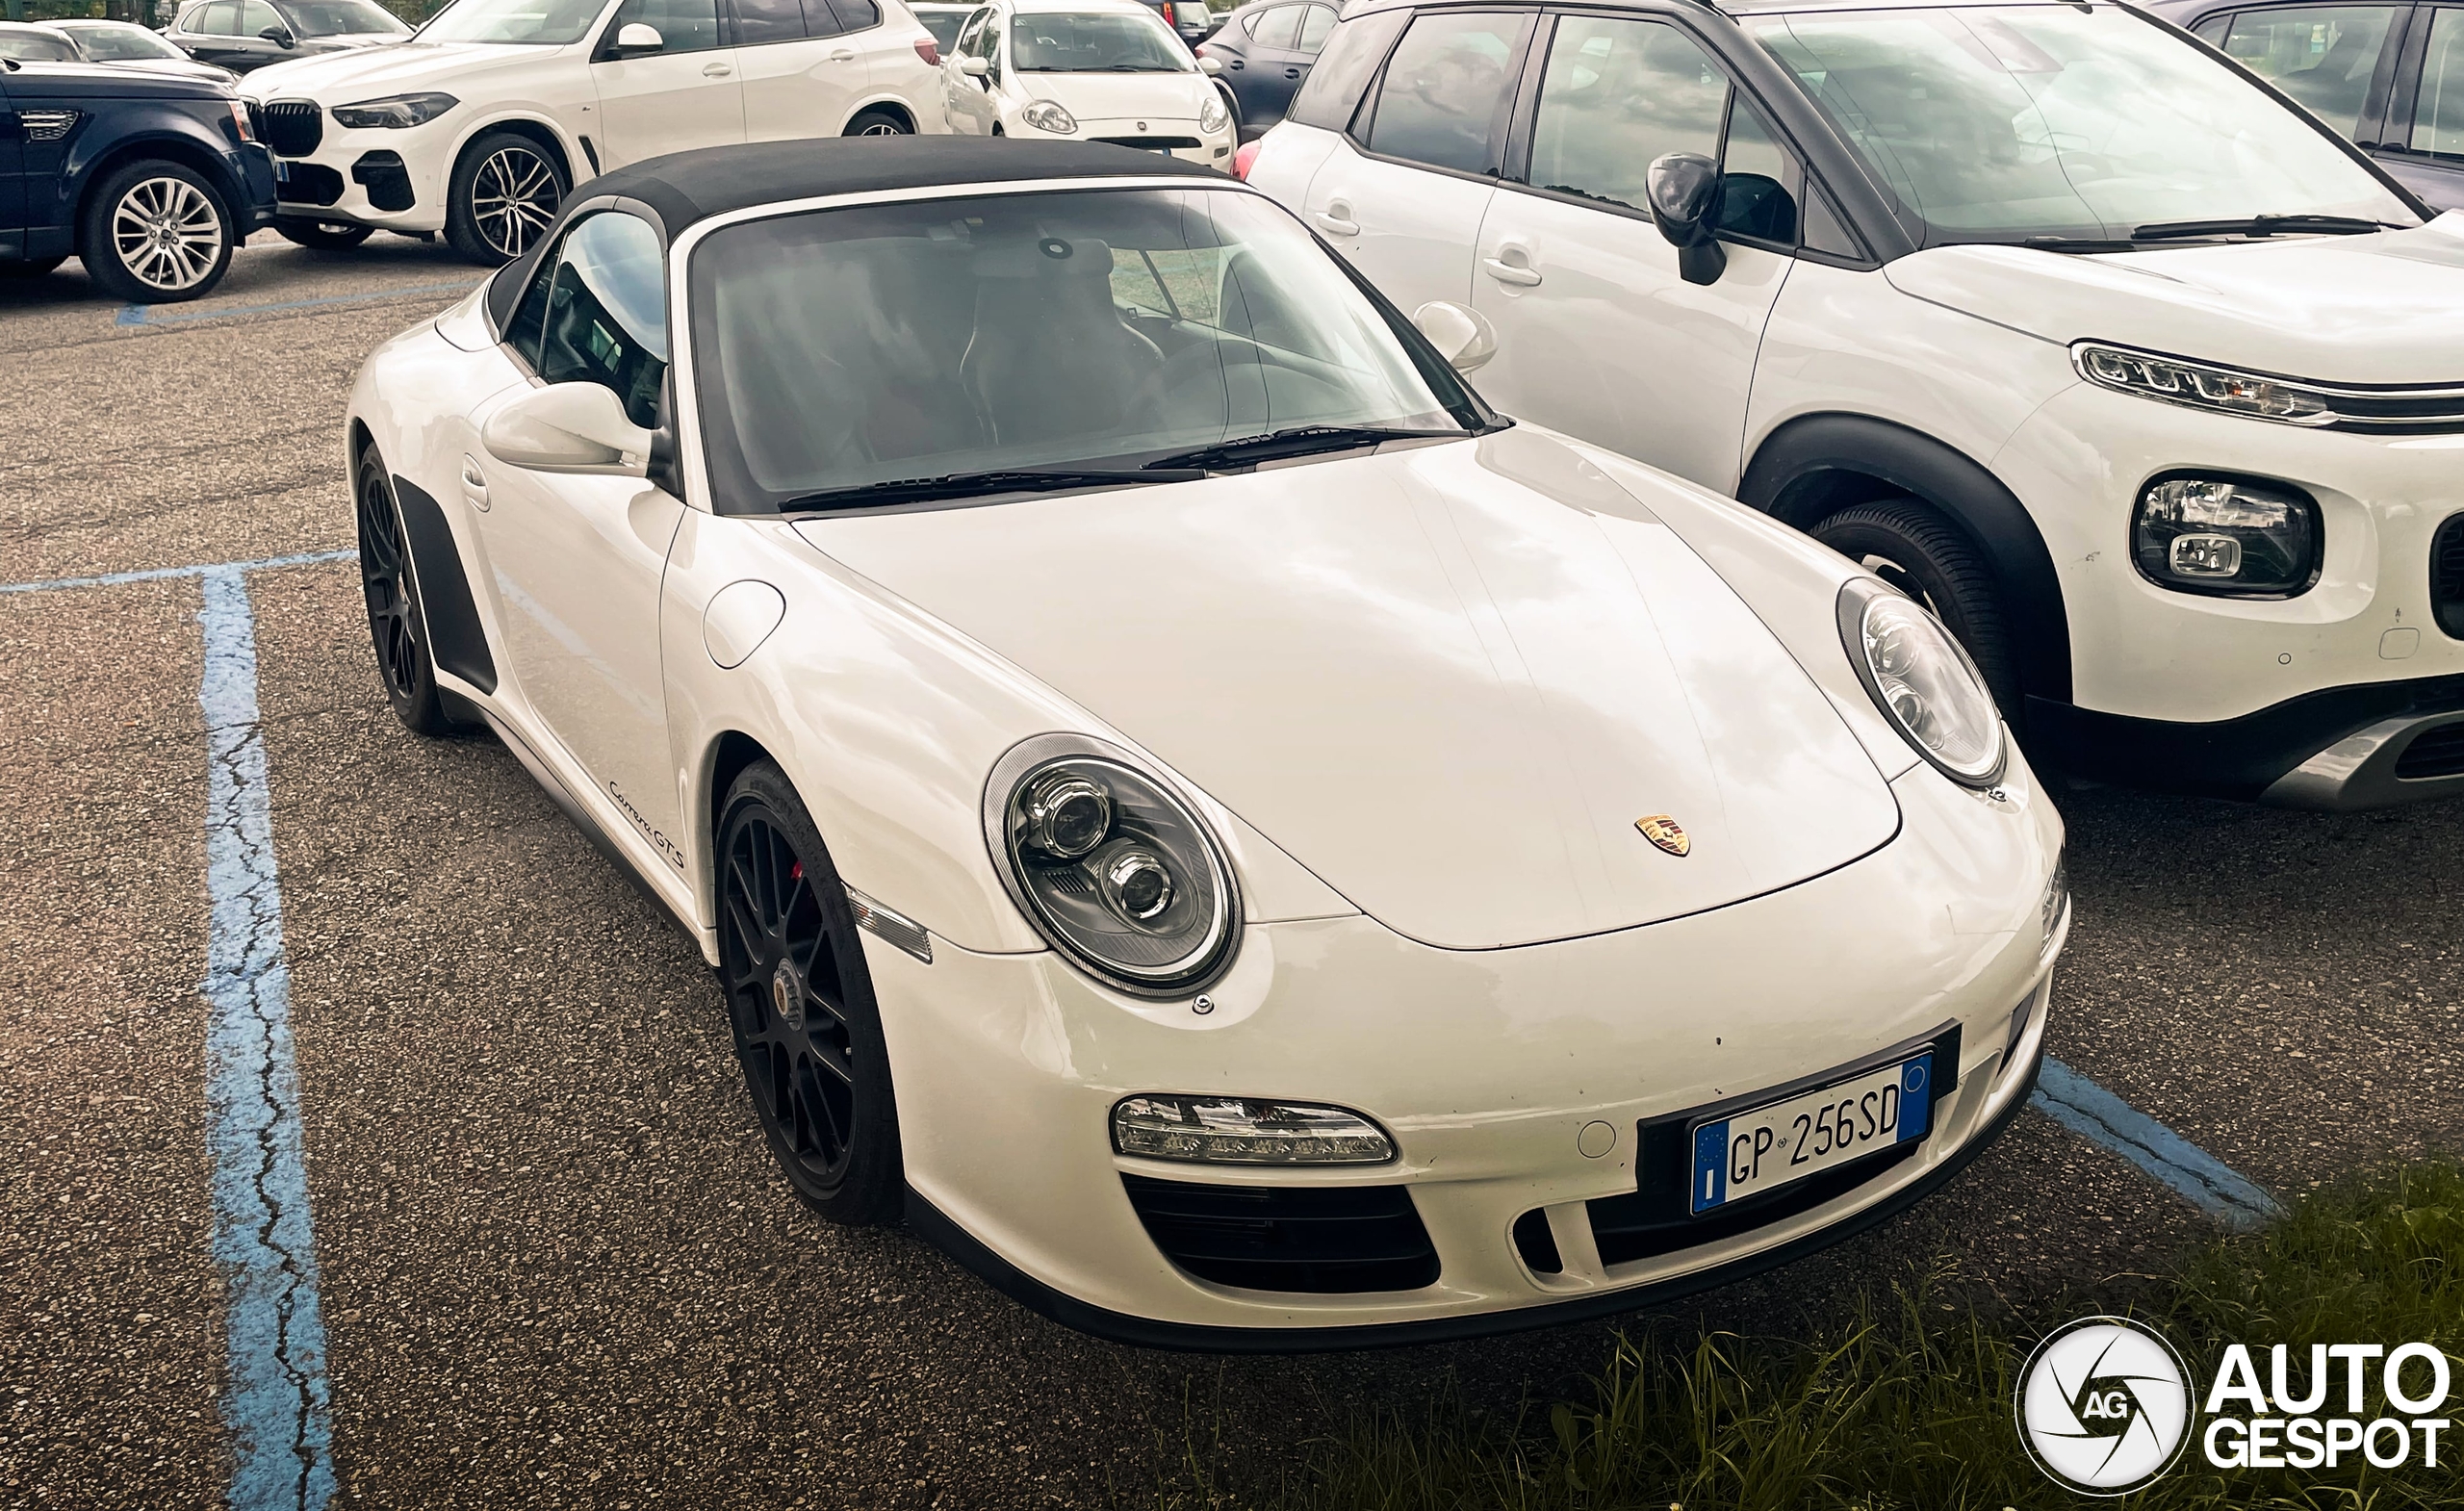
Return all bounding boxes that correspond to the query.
[2040,847,2069,952]
[331,91,458,129]
[2073,343,2334,426]
[1112,1095,1395,1165]
[2131,475,2321,597]
[1019,98,1077,135]
[1836,580,2005,786]
[992,747,1237,995]
[1198,94,1227,134]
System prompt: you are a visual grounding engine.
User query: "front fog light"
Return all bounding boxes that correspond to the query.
[2132,476,2320,597]
[1112,1095,1396,1164]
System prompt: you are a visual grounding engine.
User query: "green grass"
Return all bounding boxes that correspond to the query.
[1159,1161,2464,1511]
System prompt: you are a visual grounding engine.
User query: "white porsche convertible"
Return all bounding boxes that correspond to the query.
[348,137,2066,1347]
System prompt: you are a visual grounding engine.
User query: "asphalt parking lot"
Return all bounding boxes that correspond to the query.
[5,236,2462,1511]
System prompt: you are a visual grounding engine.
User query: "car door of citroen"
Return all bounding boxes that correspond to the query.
[589,0,747,168]
[1468,12,1796,494]
[475,209,692,875]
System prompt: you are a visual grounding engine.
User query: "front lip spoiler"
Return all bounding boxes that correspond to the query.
[900,1035,2045,1355]
[2260,710,2464,810]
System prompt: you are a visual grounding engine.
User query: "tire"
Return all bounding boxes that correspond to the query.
[844,107,911,137]
[77,160,235,304]
[444,130,567,267]
[275,218,374,251]
[0,256,66,278]
[715,761,905,1226]
[353,441,457,736]
[1813,498,2022,717]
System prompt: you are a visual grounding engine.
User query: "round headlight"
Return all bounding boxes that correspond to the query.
[1020,98,1077,135]
[1836,580,2005,786]
[1198,93,1227,134]
[986,738,1238,997]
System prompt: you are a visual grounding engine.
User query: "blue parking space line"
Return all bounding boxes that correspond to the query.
[2032,1057,2283,1231]
[0,549,355,597]
[116,279,482,328]
[199,566,336,1511]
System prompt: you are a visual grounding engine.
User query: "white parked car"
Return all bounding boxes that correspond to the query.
[940,0,1233,168]
[346,138,2064,1345]
[240,0,945,263]
[1245,0,2464,810]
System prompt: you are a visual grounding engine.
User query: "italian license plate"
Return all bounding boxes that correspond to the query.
[1688,1052,1936,1214]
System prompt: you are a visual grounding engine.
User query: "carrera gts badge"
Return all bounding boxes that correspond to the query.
[1635,814,1690,857]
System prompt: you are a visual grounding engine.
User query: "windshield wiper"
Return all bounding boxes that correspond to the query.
[2129,214,2401,242]
[2020,235,2143,254]
[782,467,1202,511]
[1142,425,1461,473]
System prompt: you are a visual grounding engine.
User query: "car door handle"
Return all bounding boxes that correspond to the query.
[1482,255,1542,286]
[1283,66,1300,78]
[702,61,733,76]
[1227,57,1244,67]
[1313,209,1359,237]
[830,47,857,61]
[460,454,490,512]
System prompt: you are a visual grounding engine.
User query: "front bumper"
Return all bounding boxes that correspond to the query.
[1024,115,1234,166]
[864,760,2064,1345]
[253,106,455,232]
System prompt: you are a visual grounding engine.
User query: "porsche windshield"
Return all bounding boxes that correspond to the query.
[689,188,1483,512]
[1747,3,2419,244]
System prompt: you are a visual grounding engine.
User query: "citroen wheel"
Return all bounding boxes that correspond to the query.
[844,107,911,136]
[444,131,566,268]
[1813,498,2022,717]
[78,161,234,304]
[276,218,375,251]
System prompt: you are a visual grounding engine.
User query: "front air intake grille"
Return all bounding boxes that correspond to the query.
[1121,1174,1440,1293]
[2395,722,2464,781]
[351,150,414,212]
[2433,515,2464,640]
[1094,136,1202,150]
[261,100,322,158]
[276,163,344,207]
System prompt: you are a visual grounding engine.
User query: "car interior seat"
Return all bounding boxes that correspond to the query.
[960,235,1166,448]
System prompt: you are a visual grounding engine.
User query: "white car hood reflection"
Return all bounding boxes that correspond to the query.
[796,427,1901,950]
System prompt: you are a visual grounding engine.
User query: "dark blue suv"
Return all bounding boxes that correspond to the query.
[1,53,279,302]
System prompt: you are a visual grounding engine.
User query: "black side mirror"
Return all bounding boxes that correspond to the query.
[1646,152,1728,287]
[259,25,296,46]
[647,373,685,501]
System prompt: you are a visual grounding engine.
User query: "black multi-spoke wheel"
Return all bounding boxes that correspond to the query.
[716,762,903,1223]
[354,443,453,735]
[444,131,567,267]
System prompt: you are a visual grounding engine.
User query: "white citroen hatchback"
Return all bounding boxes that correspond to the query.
[939,0,1234,166]
[1245,0,2464,810]
[241,0,945,263]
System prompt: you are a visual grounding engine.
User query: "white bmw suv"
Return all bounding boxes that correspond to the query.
[1245,0,2464,810]
[241,0,945,263]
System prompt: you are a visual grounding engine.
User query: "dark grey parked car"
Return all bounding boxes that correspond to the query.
[163,0,406,74]
[1196,0,1335,132]
[2146,0,2464,210]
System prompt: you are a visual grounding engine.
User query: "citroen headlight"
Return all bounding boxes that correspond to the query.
[986,738,1237,997]
[331,91,458,130]
[1198,93,1227,135]
[1836,579,2005,786]
[2072,343,2333,426]
[1019,99,1077,135]
[2131,475,2321,598]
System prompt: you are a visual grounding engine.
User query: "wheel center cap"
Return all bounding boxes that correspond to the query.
[769,960,805,1033]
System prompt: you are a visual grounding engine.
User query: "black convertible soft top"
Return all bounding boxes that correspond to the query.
[485,138,1225,333]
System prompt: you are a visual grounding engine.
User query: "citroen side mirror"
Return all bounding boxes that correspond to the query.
[1410,300,1497,374]
[1646,152,1728,287]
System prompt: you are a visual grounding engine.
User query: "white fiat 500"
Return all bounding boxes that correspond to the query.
[347,139,2064,1346]
[1245,0,2464,810]
[940,0,1234,166]
[240,0,944,263]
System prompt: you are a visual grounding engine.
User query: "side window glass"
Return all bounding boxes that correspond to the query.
[2218,6,2398,139]
[2416,8,2464,156]
[2194,15,2230,46]
[954,10,984,54]
[734,0,808,44]
[239,0,281,35]
[607,0,724,55]
[1297,4,1333,54]
[829,0,879,30]
[984,15,1002,69]
[196,1,240,34]
[1718,98,1800,243]
[1527,15,1726,212]
[525,214,672,428]
[1365,11,1524,175]
[1252,5,1300,49]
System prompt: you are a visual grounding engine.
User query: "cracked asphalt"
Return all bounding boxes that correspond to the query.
[5,236,2463,1510]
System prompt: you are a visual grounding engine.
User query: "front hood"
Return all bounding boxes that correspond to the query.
[242,39,519,100]
[796,429,1901,950]
[1886,213,2464,385]
[1018,69,1209,123]
[5,60,228,99]
[112,59,242,84]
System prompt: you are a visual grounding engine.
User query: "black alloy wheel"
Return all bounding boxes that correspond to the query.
[716,761,904,1224]
[354,443,454,735]
[276,218,375,250]
[1813,497,2022,719]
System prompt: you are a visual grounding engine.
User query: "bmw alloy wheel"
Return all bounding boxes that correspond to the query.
[110,176,224,295]
[469,143,560,260]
